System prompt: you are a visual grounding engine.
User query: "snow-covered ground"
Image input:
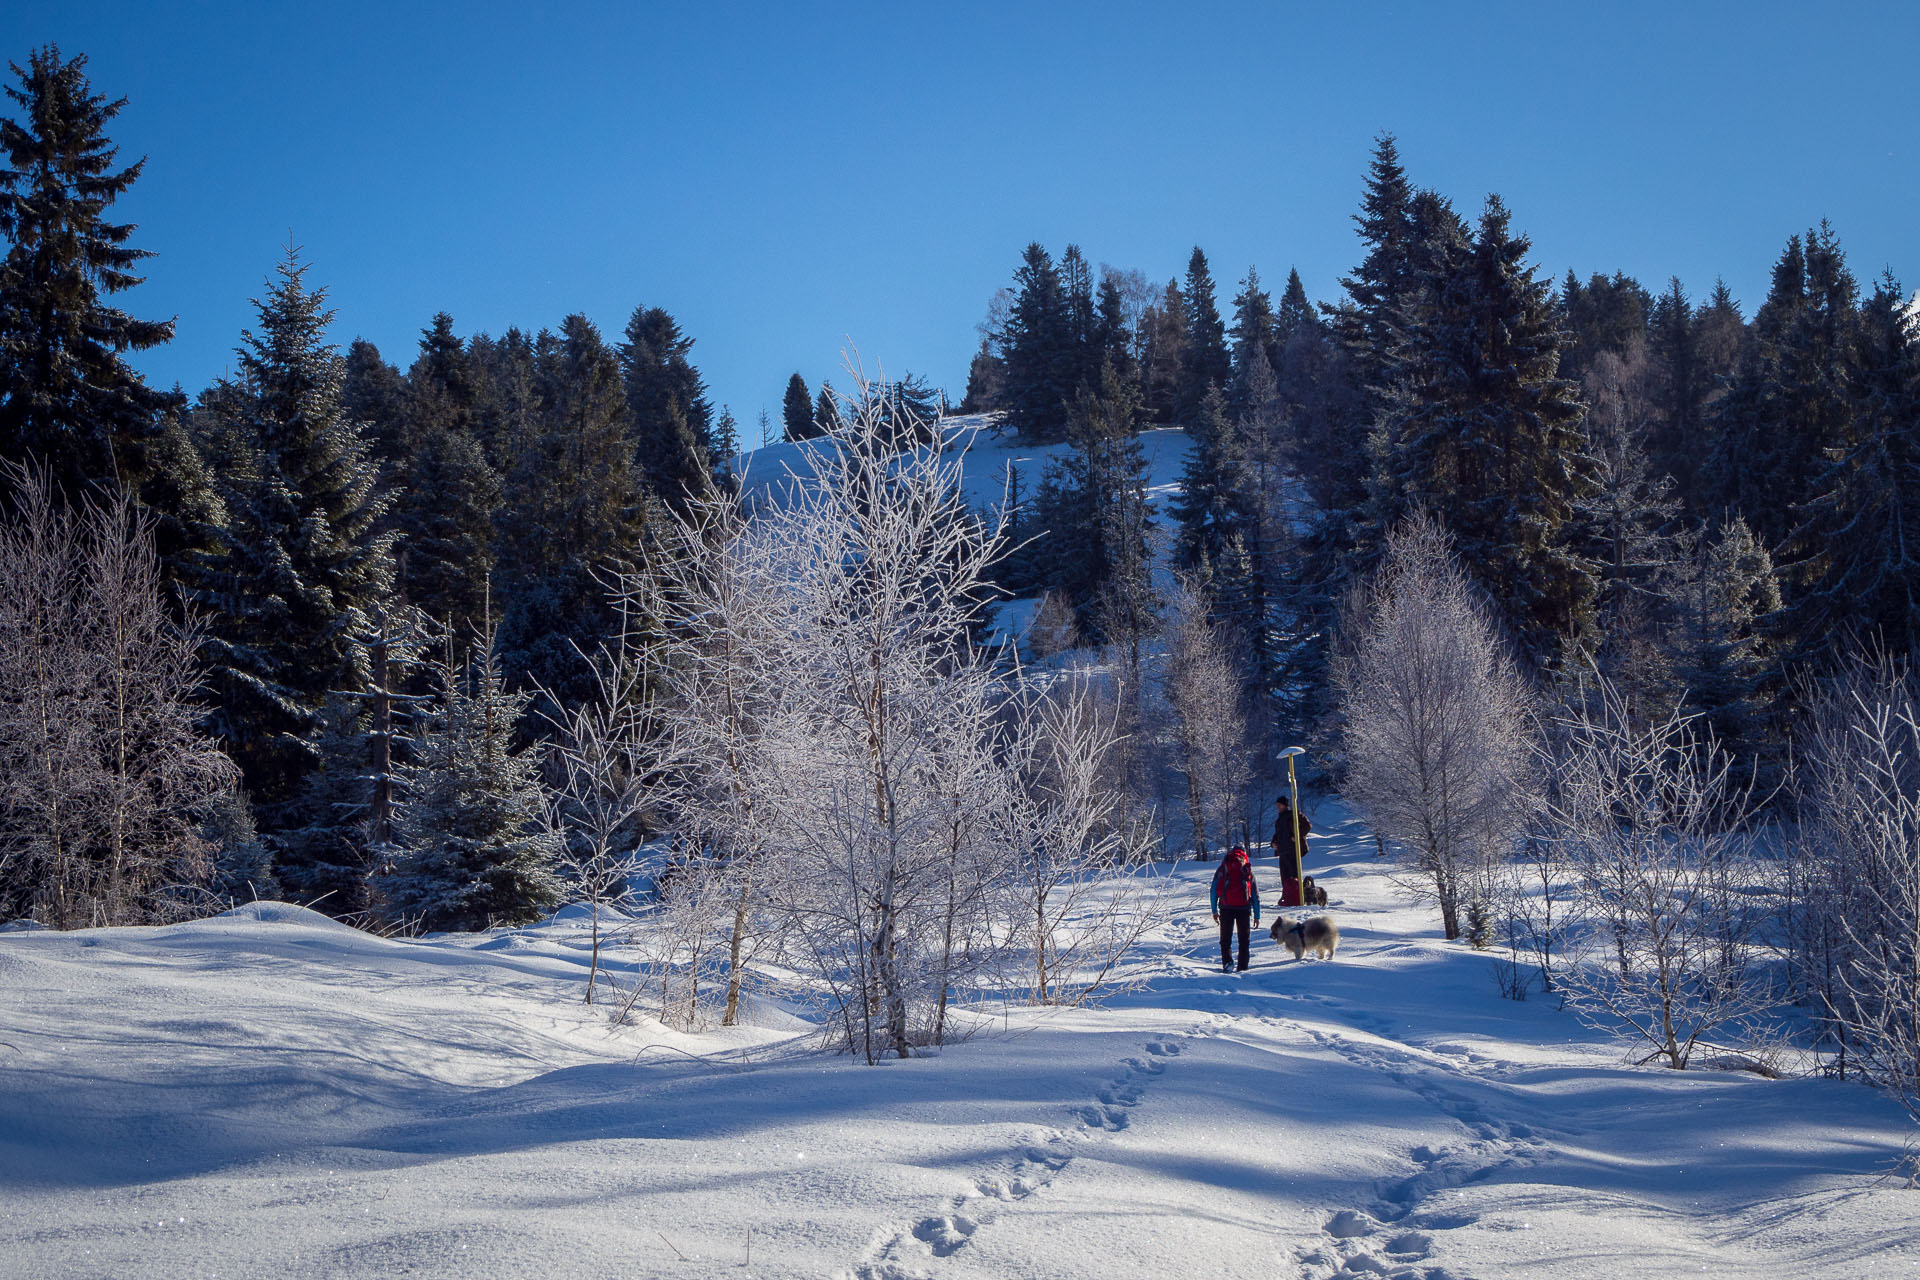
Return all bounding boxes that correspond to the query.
[3,808,1914,1279]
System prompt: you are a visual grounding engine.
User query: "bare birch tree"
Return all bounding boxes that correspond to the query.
[1337,512,1530,939]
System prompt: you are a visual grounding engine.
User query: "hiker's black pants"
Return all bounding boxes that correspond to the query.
[1218,906,1252,970]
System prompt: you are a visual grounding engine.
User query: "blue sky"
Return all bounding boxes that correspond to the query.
[8,2,1915,441]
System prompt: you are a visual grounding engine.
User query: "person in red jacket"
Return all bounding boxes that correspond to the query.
[1209,846,1261,972]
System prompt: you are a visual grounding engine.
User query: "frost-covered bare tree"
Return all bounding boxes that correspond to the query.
[1544,681,1774,1069]
[0,470,236,926]
[632,498,794,1028]
[1160,576,1249,861]
[617,377,1159,1059]
[541,621,666,1005]
[1337,512,1530,939]
[1794,653,1920,1116]
[996,671,1163,1006]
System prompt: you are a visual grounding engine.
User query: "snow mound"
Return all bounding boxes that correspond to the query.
[545,901,633,926]
[213,900,363,931]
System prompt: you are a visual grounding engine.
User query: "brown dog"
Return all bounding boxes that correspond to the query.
[1303,875,1329,907]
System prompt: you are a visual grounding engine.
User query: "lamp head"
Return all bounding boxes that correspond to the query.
[1278,745,1305,758]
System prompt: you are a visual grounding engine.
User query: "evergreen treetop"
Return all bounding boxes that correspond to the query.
[0,44,173,496]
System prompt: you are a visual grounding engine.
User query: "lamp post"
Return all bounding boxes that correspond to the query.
[1278,746,1305,906]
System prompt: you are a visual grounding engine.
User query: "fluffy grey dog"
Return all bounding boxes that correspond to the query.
[1271,914,1339,961]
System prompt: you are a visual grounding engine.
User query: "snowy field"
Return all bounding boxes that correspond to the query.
[3,807,1915,1280]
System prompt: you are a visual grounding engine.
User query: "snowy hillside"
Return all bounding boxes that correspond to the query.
[2,809,1912,1279]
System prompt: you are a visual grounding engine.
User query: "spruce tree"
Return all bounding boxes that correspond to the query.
[1139,279,1188,425]
[1094,270,1135,381]
[1371,195,1598,669]
[1000,242,1070,441]
[199,249,395,823]
[1705,229,1856,547]
[1276,268,1316,342]
[1227,266,1277,426]
[495,315,647,709]
[1172,385,1245,571]
[1787,275,1920,656]
[1060,243,1098,395]
[467,327,541,475]
[1663,517,1781,772]
[382,633,561,932]
[393,314,500,634]
[1644,278,1703,504]
[341,338,409,466]
[814,380,843,436]
[1178,248,1231,426]
[782,372,816,441]
[959,337,1006,414]
[621,305,715,508]
[0,45,173,496]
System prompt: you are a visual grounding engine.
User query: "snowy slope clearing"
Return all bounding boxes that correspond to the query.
[2,810,1914,1280]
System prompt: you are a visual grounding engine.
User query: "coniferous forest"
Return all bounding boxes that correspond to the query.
[3,44,1920,1084]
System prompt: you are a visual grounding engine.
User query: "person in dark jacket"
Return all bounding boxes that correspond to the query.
[1210,846,1261,972]
[1273,796,1313,906]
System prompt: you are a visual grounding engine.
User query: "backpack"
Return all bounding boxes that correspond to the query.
[1214,856,1253,908]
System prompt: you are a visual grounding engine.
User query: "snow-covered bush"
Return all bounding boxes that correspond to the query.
[1542,682,1774,1069]
[1793,653,1920,1118]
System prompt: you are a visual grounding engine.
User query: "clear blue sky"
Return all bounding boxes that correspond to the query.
[8,2,1915,441]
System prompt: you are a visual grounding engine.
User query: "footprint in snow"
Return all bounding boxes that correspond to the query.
[910,1215,977,1257]
[1079,1103,1130,1131]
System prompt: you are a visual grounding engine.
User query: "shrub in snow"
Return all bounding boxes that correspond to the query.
[1792,652,1920,1120]
[1543,680,1774,1070]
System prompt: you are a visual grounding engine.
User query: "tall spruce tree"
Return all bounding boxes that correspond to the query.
[492,316,647,709]
[1705,229,1857,548]
[1001,242,1071,441]
[1276,268,1316,341]
[1139,278,1188,425]
[620,305,715,509]
[1094,270,1135,382]
[0,45,173,497]
[1172,385,1246,571]
[1371,195,1598,669]
[199,249,395,826]
[341,338,409,465]
[782,372,816,441]
[813,380,842,437]
[393,314,500,633]
[1178,248,1231,426]
[1787,274,1920,656]
[467,327,542,476]
[1227,266,1278,426]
